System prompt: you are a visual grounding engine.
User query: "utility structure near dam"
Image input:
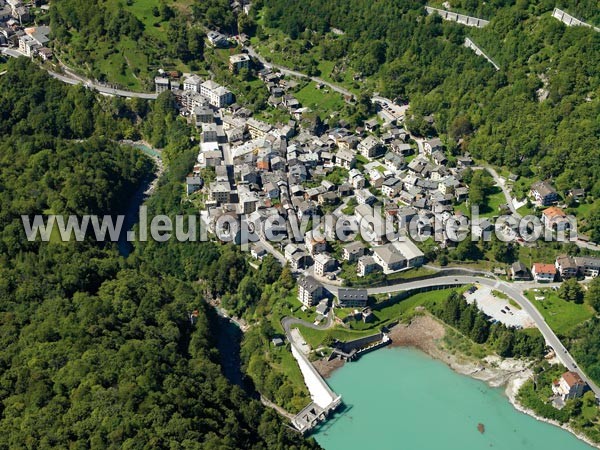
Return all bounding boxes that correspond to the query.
[282,317,342,433]
[425,6,489,28]
[552,8,600,32]
[464,37,501,71]
[289,335,342,433]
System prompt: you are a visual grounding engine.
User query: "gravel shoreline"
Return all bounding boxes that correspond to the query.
[313,315,599,449]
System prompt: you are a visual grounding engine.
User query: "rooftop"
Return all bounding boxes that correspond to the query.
[532,263,556,274]
[298,275,322,293]
[562,371,585,388]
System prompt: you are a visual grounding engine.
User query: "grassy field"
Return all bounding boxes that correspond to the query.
[480,186,507,217]
[517,242,566,266]
[295,324,382,349]
[343,265,438,288]
[56,0,200,90]
[293,81,347,118]
[525,288,595,336]
[295,288,458,348]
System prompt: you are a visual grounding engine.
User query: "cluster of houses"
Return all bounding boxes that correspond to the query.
[0,0,30,25]
[161,32,598,315]
[0,1,52,61]
[162,51,490,294]
[510,254,600,283]
[259,68,304,112]
[156,73,234,109]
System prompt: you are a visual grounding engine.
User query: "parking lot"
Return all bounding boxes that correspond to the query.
[464,285,535,328]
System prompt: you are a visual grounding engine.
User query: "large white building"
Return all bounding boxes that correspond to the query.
[372,240,424,274]
[200,80,233,108]
[183,74,202,92]
[314,253,336,277]
[18,34,39,57]
[297,275,325,307]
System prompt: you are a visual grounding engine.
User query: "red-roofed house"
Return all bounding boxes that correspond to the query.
[532,263,556,282]
[552,371,587,401]
[542,207,571,232]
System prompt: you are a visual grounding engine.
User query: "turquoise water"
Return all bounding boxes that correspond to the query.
[314,347,593,450]
[133,143,161,159]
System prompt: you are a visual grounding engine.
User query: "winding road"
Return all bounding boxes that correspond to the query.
[244,45,355,100]
[2,49,158,99]
[47,69,158,99]
[321,275,600,398]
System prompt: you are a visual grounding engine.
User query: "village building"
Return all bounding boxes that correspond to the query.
[542,206,571,232]
[342,241,366,262]
[531,181,558,206]
[555,254,579,279]
[297,275,325,307]
[573,256,600,278]
[552,371,588,401]
[424,137,443,155]
[358,135,383,158]
[183,74,202,92]
[531,263,557,282]
[510,261,531,281]
[200,80,233,108]
[305,230,327,255]
[314,253,336,277]
[337,288,369,308]
[357,255,381,277]
[229,54,251,73]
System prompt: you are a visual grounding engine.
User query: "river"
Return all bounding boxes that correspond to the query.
[314,347,594,450]
[117,142,162,256]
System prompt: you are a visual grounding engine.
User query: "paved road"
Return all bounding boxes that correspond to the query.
[483,165,520,216]
[2,50,158,99]
[257,234,287,266]
[321,275,600,398]
[281,313,339,410]
[47,69,158,99]
[282,310,334,335]
[244,45,355,100]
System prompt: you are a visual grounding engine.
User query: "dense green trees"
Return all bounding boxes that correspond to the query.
[50,1,208,87]
[468,171,494,208]
[0,60,318,449]
[435,292,545,357]
[585,278,600,312]
[558,278,584,304]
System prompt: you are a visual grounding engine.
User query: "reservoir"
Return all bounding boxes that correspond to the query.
[314,347,593,450]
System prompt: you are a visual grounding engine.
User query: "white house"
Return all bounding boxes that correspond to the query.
[358,136,382,158]
[297,275,325,307]
[183,74,202,92]
[552,371,587,401]
[357,255,381,277]
[314,253,336,277]
[200,80,233,108]
[531,263,556,282]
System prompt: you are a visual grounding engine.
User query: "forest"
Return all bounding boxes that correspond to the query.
[0,59,318,449]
